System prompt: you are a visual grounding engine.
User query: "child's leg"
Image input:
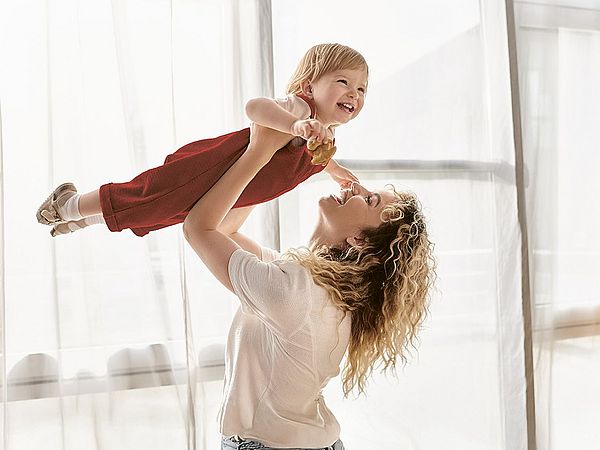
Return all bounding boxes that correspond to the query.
[78,190,101,217]
[37,184,103,226]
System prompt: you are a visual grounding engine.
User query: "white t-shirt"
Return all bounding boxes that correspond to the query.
[219,246,351,448]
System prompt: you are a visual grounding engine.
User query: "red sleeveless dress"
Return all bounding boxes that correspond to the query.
[99,95,325,236]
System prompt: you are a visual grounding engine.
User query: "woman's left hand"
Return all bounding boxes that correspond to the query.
[324,159,359,188]
[248,123,295,162]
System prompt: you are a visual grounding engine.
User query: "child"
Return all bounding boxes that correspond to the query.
[36,43,368,237]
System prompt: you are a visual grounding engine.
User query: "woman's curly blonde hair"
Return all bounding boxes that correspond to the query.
[285,186,436,397]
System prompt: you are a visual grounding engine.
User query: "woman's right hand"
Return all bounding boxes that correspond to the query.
[290,119,331,144]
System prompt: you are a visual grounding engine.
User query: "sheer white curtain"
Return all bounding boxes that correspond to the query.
[1,0,273,449]
[273,1,527,449]
[515,1,600,449]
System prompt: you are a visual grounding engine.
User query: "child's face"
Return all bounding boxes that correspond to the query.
[303,68,368,127]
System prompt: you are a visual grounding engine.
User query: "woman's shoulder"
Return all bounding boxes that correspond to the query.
[259,246,281,263]
[232,247,312,287]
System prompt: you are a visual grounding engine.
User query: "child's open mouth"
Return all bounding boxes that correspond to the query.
[337,103,355,114]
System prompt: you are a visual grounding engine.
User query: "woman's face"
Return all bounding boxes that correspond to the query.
[314,183,397,247]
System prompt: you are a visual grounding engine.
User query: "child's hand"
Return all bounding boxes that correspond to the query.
[324,160,359,188]
[290,119,330,144]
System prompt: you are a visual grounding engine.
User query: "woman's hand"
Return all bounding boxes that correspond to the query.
[290,119,331,144]
[248,123,293,162]
[324,159,359,188]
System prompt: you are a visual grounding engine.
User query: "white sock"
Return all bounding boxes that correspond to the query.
[83,214,105,226]
[62,194,83,220]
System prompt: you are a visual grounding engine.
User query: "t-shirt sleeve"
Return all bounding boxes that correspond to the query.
[260,246,281,263]
[228,248,309,337]
[273,94,311,120]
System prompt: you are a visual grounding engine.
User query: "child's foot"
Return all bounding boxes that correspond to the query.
[50,218,88,237]
[50,215,105,237]
[36,183,78,225]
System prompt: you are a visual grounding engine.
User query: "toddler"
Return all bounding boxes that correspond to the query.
[36,43,368,237]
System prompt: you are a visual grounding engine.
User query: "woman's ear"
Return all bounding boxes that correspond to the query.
[346,234,367,248]
[301,80,313,98]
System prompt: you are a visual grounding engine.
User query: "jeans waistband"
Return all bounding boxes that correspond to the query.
[221,435,344,450]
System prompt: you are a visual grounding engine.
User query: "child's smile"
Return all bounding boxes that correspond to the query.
[305,68,368,127]
[338,102,356,114]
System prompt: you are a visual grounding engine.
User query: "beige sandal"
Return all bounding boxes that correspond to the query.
[36,183,78,225]
[50,218,89,237]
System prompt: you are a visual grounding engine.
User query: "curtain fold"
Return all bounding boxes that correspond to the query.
[1,70,7,449]
[515,2,600,449]
[1,0,273,448]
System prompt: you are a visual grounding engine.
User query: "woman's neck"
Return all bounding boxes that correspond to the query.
[308,228,341,251]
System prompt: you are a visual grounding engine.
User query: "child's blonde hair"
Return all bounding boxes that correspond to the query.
[286,43,368,95]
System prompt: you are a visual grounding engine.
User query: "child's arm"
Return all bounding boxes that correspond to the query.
[323,159,360,188]
[246,97,329,143]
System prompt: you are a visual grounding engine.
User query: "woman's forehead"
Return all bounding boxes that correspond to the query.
[376,189,398,207]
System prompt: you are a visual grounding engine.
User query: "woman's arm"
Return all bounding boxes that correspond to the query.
[182,139,276,292]
[217,206,255,235]
[217,206,262,259]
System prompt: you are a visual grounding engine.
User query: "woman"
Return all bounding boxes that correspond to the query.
[183,125,436,450]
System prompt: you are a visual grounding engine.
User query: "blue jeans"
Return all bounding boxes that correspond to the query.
[221,435,345,450]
